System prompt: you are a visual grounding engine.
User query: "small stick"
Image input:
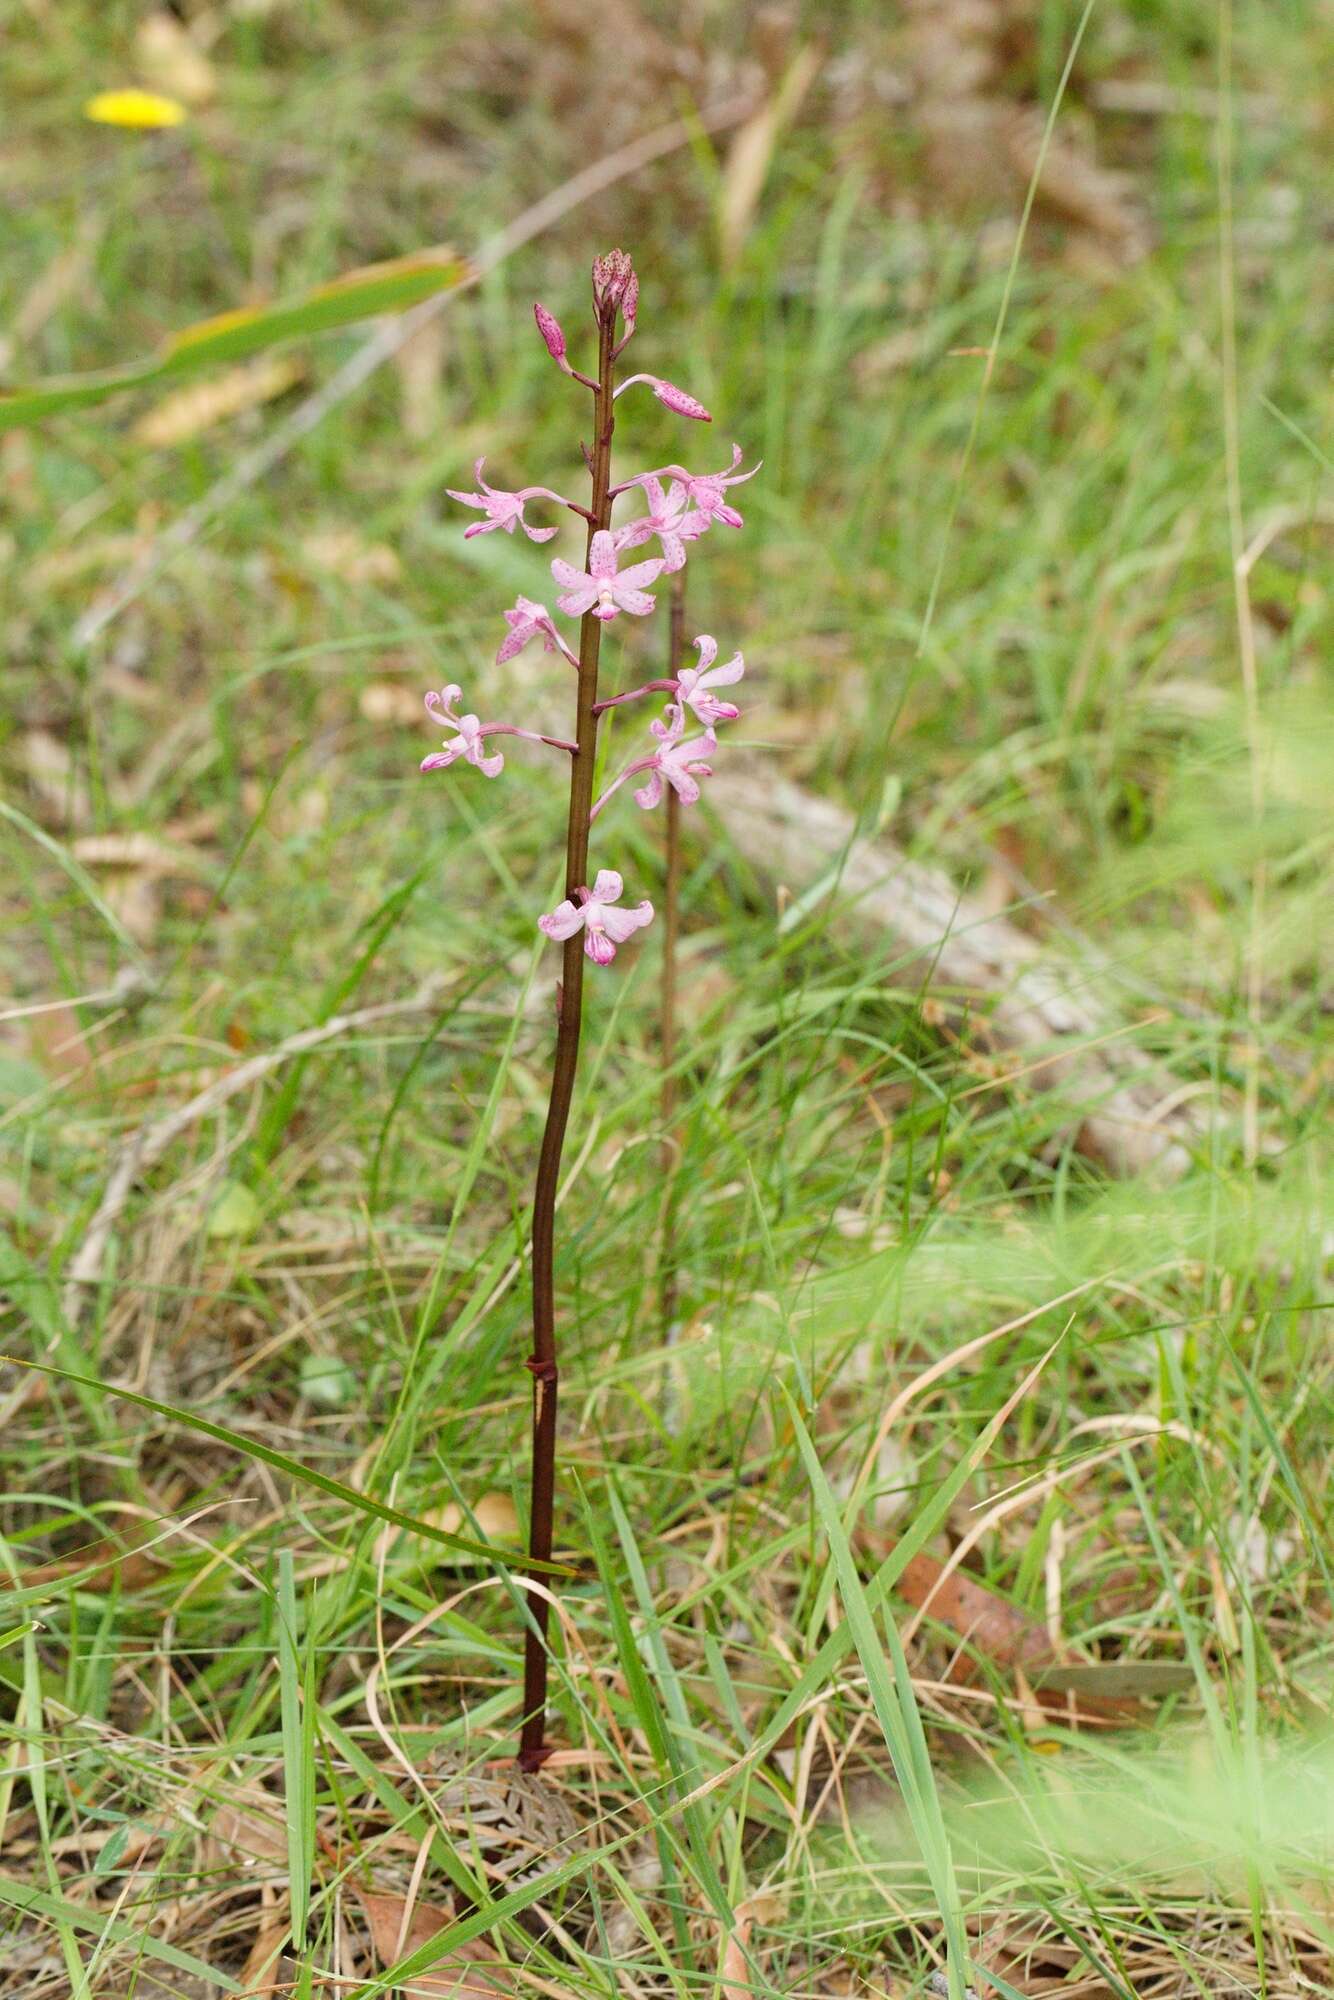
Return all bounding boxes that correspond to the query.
[659,570,686,1332]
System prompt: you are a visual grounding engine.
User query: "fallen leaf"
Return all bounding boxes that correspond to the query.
[374,1493,520,1569]
[303,527,401,586]
[209,1787,289,1867]
[719,1907,754,2000]
[19,1535,161,1595]
[20,730,91,829]
[360,681,423,726]
[133,355,304,448]
[896,1551,1138,1722]
[353,1888,515,1997]
[237,1891,288,1998]
[135,12,217,108]
[71,831,209,876]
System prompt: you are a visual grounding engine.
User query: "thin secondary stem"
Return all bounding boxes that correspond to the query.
[519,306,618,1773]
[660,570,686,1333]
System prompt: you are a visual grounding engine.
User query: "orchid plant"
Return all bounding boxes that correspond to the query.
[422,249,757,1771]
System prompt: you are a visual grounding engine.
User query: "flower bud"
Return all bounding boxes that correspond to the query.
[533,302,566,362]
[651,377,711,422]
[620,269,639,340]
[592,248,635,315]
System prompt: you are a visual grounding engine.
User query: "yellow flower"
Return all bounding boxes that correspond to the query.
[83,89,187,130]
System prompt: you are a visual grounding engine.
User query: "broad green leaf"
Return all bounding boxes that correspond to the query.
[0,249,470,427]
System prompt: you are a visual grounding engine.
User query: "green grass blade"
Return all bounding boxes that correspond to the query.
[2,1358,570,1572]
[0,250,470,425]
[785,1389,972,2000]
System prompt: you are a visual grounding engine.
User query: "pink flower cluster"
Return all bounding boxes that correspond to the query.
[422,264,758,965]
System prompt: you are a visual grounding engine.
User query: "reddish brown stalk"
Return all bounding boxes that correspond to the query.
[659,570,686,1332]
[518,301,618,1773]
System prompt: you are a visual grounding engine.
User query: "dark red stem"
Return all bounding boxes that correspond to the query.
[518,304,618,1773]
[660,570,686,1332]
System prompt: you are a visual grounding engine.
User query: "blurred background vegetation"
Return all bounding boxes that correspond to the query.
[0,2,1330,1996]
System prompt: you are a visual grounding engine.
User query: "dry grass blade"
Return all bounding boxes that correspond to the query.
[719,45,822,269]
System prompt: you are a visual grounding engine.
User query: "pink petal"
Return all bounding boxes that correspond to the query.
[633,770,665,811]
[705,649,745,688]
[476,750,505,778]
[557,585,599,617]
[588,531,617,580]
[589,868,624,904]
[521,522,558,543]
[692,635,718,672]
[539,900,584,942]
[420,748,461,771]
[550,557,590,590]
[616,556,665,591]
[601,898,653,943]
[612,587,657,617]
[445,488,486,509]
[585,928,617,966]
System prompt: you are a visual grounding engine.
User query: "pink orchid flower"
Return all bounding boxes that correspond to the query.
[421,685,575,775]
[445,458,570,543]
[538,869,654,966]
[617,444,760,529]
[613,476,708,574]
[676,635,744,725]
[497,596,578,666]
[420,686,506,777]
[612,374,711,421]
[633,712,717,810]
[552,530,664,622]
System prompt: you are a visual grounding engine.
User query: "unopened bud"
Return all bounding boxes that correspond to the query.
[652,377,711,422]
[592,247,635,314]
[533,301,566,362]
[620,270,639,340]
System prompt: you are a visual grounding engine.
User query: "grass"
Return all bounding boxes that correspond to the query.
[1,1,1331,1994]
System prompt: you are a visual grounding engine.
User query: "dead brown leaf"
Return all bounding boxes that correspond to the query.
[208,1786,289,1869]
[20,729,92,829]
[353,1888,514,1997]
[135,11,217,107]
[895,1551,1137,1722]
[373,1492,520,1569]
